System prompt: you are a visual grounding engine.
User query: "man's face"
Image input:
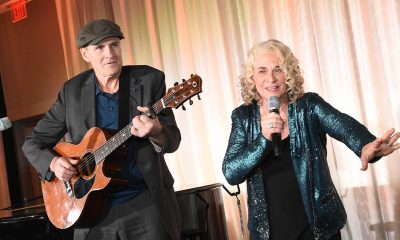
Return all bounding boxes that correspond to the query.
[80,37,123,80]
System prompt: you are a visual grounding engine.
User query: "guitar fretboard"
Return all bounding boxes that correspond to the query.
[91,77,199,163]
[93,98,166,163]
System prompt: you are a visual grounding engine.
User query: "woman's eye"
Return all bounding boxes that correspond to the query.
[274,68,284,74]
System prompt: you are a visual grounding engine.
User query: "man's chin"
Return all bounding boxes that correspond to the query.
[105,68,122,77]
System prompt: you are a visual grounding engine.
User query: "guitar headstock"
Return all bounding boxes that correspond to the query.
[164,74,202,109]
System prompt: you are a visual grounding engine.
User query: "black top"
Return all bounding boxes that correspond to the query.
[261,138,311,240]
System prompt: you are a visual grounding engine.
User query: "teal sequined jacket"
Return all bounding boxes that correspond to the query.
[222,93,377,240]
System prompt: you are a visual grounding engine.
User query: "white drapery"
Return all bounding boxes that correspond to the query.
[54,1,400,239]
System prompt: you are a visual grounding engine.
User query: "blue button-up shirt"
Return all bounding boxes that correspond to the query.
[95,81,146,205]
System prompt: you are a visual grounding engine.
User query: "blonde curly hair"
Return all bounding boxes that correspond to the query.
[239,39,304,105]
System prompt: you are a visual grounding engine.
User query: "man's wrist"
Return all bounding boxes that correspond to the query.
[44,169,55,181]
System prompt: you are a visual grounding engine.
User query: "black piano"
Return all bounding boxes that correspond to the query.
[0,202,73,240]
[0,183,228,240]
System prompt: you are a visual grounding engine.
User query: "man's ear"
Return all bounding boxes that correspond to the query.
[80,48,90,62]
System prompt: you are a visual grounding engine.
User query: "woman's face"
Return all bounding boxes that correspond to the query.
[252,49,287,102]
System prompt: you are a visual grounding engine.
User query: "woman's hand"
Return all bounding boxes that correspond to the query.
[360,128,400,171]
[260,106,284,141]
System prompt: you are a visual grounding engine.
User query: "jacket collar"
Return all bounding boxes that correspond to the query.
[80,67,144,130]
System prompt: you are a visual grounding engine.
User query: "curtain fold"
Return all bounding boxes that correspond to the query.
[55,1,400,239]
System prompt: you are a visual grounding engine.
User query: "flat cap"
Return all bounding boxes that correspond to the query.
[76,19,124,48]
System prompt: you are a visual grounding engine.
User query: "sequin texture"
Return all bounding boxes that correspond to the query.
[222,92,378,240]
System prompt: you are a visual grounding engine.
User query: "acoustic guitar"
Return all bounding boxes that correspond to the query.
[41,74,202,229]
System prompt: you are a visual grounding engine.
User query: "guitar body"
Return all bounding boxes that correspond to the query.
[40,74,202,229]
[42,127,128,229]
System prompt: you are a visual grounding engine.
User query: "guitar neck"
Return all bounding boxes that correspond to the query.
[94,99,165,164]
[92,75,202,164]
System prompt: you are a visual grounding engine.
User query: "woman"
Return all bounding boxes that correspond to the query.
[222,39,400,240]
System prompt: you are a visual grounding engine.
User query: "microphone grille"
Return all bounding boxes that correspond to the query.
[268,96,280,110]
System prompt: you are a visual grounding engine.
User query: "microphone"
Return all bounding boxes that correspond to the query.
[268,96,281,157]
[0,117,12,131]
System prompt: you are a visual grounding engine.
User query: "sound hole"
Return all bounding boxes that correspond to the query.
[74,152,96,199]
[79,152,96,176]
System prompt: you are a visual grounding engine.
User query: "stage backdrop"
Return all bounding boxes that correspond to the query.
[1,0,399,239]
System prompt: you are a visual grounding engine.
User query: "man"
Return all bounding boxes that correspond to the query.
[22,19,181,240]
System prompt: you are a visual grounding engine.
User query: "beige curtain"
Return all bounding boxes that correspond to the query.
[54,0,115,78]
[55,0,400,239]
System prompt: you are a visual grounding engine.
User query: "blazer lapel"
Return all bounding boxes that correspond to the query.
[81,73,96,129]
[129,70,142,118]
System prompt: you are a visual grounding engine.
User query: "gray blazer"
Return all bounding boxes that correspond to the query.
[22,65,182,239]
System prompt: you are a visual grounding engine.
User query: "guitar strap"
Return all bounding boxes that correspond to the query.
[118,68,130,129]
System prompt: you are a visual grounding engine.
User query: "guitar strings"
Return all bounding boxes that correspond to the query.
[75,123,133,173]
[74,80,195,172]
[73,94,171,172]
[73,82,192,173]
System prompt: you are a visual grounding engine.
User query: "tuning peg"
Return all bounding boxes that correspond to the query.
[189,99,193,105]
[182,79,186,82]
[182,105,186,111]
[174,82,179,86]
[197,95,201,100]
[191,74,194,77]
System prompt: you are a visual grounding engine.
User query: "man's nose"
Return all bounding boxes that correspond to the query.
[104,46,115,57]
